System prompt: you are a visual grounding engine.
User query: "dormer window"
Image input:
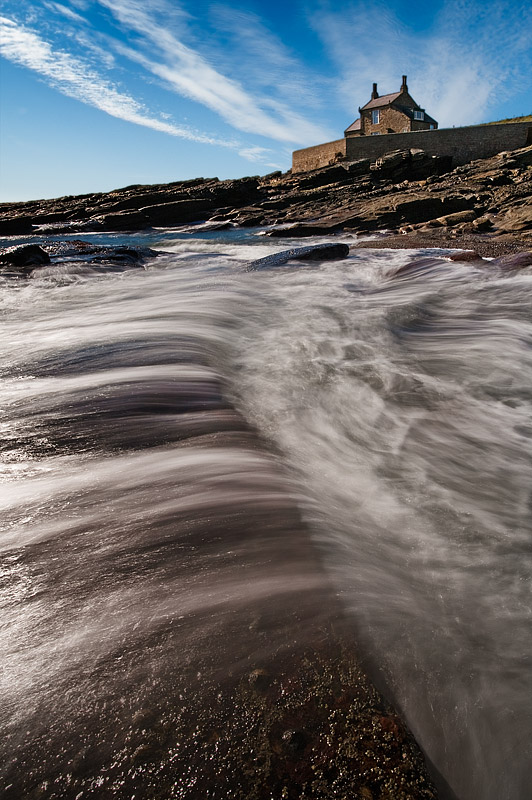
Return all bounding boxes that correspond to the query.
[414,110,424,120]
[372,109,380,124]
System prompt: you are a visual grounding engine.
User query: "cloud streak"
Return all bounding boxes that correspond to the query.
[0,15,234,147]
[312,0,532,127]
[97,0,333,145]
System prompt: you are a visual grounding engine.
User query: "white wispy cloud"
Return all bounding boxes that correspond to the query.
[205,5,329,110]
[312,0,532,127]
[96,0,333,145]
[43,2,87,25]
[238,145,271,162]
[0,15,233,147]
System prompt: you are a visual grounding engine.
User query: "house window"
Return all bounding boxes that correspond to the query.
[430,123,435,129]
[414,110,424,120]
[371,132,381,135]
[372,109,380,125]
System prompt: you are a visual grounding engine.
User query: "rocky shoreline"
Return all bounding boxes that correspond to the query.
[4,145,530,800]
[1,144,531,258]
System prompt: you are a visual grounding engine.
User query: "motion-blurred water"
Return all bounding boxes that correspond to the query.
[1,227,531,799]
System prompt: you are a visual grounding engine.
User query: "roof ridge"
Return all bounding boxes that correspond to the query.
[360,91,403,110]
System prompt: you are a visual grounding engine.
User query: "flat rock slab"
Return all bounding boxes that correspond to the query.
[246,242,350,271]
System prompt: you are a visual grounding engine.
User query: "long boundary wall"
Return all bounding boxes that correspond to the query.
[291,138,346,172]
[292,121,532,173]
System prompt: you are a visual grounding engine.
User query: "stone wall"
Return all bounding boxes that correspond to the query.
[292,121,532,173]
[291,138,346,172]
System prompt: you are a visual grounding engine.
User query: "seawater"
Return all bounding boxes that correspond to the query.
[1,226,531,800]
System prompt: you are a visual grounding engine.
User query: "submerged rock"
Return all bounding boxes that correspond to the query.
[390,257,447,279]
[490,251,532,269]
[246,243,350,271]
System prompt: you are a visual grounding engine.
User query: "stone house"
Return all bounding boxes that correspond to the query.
[345,75,437,137]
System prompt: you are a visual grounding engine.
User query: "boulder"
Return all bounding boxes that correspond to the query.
[435,210,477,227]
[448,250,486,262]
[372,150,410,171]
[0,244,50,269]
[344,158,372,175]
[246,243,350,271]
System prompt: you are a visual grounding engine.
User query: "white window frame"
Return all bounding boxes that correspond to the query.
[414,110,424,120]
[372,109,380,125]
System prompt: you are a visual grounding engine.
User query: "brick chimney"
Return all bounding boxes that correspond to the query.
[371,82,378,99]
[401,75,408,92]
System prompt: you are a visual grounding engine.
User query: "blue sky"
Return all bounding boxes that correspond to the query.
[1,0,531,201]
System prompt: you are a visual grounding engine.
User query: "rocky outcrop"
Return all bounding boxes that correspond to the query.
[1,146,531,255]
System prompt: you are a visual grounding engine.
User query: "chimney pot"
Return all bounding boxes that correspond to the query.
[401,75,408,91]
[371,82,378,99]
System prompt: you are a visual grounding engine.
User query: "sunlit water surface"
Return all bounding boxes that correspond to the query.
[1,227,531,799]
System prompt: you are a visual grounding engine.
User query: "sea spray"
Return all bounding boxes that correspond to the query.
[0,243,436,799]
[1,229,531,798]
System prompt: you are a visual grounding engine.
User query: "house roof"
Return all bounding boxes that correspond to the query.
[397,106,438,125]
[360,91,402,110]
[345,118,361,132]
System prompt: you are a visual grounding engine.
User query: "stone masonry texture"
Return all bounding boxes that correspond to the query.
[292,121,532,172]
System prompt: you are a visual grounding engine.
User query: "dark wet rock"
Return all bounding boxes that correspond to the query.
[246,243,350,271]
[248,668,271,692]
[47,240,159,264]
[0,215,35,236]
[0,240,160,278]
[448,250,486,262]
[281,729,307,753]
[0,243,50,270]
